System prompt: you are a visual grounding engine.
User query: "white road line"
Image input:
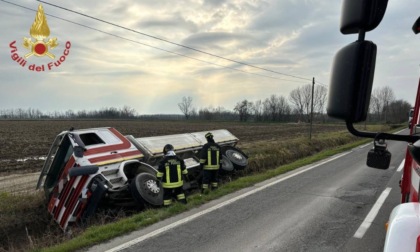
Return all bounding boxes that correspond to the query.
[105,152,351,252]
[353,187,392,239]
[359,143,371,149]
[394,129,407,134]
[397,159,405,172]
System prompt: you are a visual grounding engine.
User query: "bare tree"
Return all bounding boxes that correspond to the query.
[369,95,381,121]
[313,85,328,114]
[262,95,291,121]
[264,95,279,121]
[252,99,263,121]
[289,84,328,122]
[371,86,396,122]
[178,96,194,119]
[289,85,312,122]
[289,87,304,121]
[120,105,136,118]
[234,99,253,122]
[277,95,291,121]
[386,99,412,124]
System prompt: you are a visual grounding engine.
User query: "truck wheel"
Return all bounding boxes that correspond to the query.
[220,155,234,174]
[130,173,163,207]
[222,146,248,170]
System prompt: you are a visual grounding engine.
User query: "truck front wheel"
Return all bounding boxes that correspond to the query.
[130,173,163,207]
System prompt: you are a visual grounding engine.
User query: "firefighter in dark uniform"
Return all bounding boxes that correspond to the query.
[199,132,222,194]
[157,144,188,206]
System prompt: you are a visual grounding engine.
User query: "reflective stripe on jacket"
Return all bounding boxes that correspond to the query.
[157,155,187,188]
[199,143,221,170]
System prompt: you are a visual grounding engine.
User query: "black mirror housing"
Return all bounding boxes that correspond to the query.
[327,40,377,123]
[413,17,420,34]
[340,0,388,34]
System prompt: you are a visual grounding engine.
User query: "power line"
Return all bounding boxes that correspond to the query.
[36,0,313,82]
[0,0,309,83]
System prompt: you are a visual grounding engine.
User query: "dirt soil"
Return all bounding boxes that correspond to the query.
[0,120,345,195]
[0,172,40,194]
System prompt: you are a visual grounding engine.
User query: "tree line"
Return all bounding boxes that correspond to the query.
[0,85,411,124]
[0,106,137,119]
[178,85,412,124]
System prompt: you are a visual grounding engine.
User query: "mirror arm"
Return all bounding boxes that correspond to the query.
[357,30,366,41]
[346,121,420,143]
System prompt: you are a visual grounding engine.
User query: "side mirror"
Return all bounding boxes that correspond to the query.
[413,17,420,34]
[340,0,389,34]
[366,140,391,169]
[408,140,420,165]
[327,40,377,123]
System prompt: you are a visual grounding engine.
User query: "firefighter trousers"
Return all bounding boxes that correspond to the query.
[202,169,219,193]
[163,186,187,206]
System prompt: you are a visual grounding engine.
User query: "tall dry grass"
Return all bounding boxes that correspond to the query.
[240,131,353,174]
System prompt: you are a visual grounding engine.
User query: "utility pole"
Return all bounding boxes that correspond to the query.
[310,77,315,140]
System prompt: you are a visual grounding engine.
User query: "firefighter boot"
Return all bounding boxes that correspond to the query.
[201,184,210,195]
[163,199,172,207]
[177,193,187,204]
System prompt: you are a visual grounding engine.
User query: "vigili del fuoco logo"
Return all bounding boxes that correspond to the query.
[9,4,71,72]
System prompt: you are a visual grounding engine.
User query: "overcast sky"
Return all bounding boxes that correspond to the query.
[1,0,418,115]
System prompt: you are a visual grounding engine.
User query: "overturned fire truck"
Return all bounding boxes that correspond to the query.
[36,127,248,230]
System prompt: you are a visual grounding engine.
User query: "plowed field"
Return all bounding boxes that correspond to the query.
[0,120,346,175]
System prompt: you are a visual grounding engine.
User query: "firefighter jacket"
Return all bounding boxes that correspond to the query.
[157,154,187,188]
[199,142,222,170]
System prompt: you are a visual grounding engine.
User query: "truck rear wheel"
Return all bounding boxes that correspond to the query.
[130,173,163,207]
[222,146,248,170]
[219,155,234,174]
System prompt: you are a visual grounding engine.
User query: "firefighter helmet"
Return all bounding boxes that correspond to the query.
[163,144,174,154]
[205,132,213,139]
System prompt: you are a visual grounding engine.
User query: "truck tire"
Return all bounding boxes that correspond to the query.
[222,146,248,170]
[130,173,163,207]
[220,155,234,174]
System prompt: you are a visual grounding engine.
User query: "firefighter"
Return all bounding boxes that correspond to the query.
[156,144,188,206]
[199,132,222,194]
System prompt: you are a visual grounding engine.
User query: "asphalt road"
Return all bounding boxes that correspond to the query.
[88,130,408,252]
